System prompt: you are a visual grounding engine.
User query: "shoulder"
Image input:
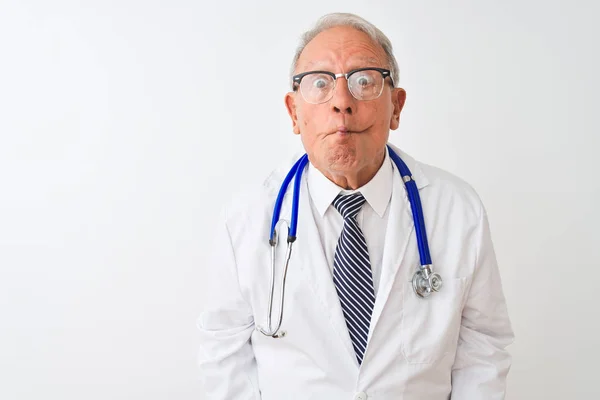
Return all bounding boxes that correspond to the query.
[421,161,481,201]
[219,150,306,228]
[390,144,485,220]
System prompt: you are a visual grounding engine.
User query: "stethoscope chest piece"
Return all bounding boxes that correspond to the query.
[412,265,443,298]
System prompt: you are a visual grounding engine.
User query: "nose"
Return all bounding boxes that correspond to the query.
[330,77,355,115]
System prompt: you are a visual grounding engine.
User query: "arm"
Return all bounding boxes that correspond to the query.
[451,204,515,399]
[196,209,261,399]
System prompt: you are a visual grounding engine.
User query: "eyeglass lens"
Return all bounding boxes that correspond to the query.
[299,70,385,104]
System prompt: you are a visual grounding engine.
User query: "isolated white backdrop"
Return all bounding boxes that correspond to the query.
[1,0,598,399]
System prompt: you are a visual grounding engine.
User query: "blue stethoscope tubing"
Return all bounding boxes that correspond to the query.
[269,154,309,245]
[387,147,431,266]
[259,144,441,338]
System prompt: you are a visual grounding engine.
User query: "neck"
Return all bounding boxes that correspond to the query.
[320,151,386,190]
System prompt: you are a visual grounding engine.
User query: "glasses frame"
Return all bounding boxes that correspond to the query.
[292,67,395,104]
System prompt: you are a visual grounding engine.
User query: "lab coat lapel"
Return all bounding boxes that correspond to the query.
[284,170,358,364]
[367,144,430,342]
[367,167,414,341]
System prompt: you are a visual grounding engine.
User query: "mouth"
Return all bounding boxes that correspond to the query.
[331,126,365,135]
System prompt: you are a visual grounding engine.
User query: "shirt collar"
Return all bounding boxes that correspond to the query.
[307,146,393,218]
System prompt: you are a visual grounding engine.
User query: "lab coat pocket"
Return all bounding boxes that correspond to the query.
[399,277,467,364]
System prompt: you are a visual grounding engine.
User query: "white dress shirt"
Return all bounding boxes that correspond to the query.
[305,147,394,295]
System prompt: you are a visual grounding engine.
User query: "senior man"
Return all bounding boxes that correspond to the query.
[197,12,514,399]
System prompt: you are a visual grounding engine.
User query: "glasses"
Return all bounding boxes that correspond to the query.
[292,67,394,104]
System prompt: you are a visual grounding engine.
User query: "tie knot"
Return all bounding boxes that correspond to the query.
[333,193,366,220]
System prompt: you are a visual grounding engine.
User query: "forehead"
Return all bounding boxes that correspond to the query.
[297,26,387,72]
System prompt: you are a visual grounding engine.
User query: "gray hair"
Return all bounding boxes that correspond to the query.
[290,13,400,88]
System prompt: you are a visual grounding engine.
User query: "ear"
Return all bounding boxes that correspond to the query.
[389,88,407,130]
[285,92,301,135]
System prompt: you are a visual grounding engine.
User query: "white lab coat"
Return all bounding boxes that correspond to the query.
[197,143,514,399]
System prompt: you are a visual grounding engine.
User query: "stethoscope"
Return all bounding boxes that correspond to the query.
[257,144,442,338]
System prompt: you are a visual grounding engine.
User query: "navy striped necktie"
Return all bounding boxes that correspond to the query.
[332,193,375,365]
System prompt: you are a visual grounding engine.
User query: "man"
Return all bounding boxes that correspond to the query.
[197,12,514,399]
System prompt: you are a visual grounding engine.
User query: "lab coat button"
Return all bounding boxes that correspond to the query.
[354,392,368,400]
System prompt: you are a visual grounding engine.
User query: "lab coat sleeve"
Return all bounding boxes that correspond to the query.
[450,203,515,399]
[196,208,261,399]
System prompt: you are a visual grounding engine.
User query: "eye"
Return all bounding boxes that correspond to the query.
[313,79,328,89]
[356,75,374,86]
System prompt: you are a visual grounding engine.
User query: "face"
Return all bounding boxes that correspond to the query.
[285,26,406,176]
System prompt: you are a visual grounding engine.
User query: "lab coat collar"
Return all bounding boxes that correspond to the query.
[386,142,430,191]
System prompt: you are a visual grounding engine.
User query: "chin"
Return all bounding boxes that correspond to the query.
[324,147,361,171]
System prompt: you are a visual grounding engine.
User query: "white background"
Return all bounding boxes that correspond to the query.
[1,0,598,399]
